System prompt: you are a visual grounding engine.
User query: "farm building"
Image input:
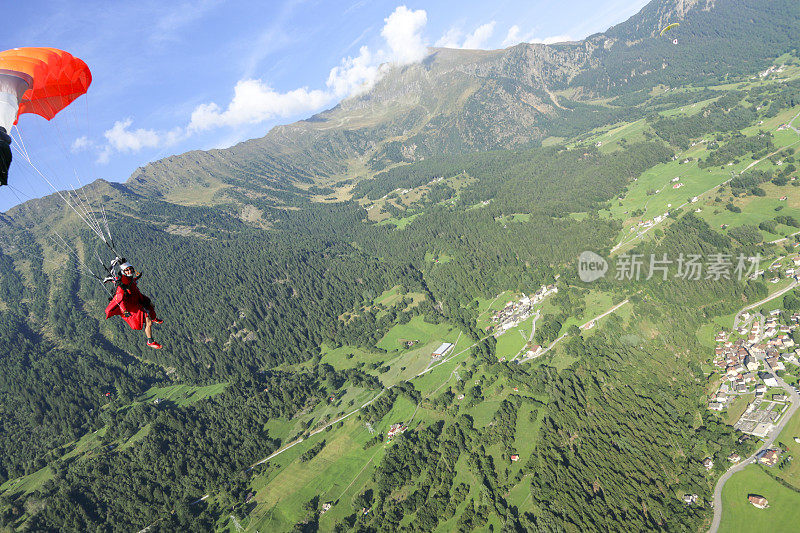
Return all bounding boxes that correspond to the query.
[432,342,454,358]
[748,495,769,509]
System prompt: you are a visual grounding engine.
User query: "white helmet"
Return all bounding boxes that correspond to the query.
[119,262,134,274]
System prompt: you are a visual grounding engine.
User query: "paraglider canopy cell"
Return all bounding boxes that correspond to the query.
[0,47,92,133]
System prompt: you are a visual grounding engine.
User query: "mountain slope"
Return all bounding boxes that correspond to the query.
[126,0,799,203]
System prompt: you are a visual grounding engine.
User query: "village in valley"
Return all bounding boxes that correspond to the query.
[485,284,558,358]
[487,284,558,335]
[703,255,800,510]
[709,312,798,440]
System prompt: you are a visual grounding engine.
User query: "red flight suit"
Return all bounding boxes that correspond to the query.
[104,275,155,331]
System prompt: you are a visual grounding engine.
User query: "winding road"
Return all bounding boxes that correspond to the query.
[518,299,630,362]
[733,279,798,329]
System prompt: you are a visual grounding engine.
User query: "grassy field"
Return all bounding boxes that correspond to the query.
[248,421,375,531]
[241,302,546,532]
[496,213,532,224]
[719,464,800,533]
[137,382,228,407]
[697,322,720,349]
[0,465,55,497]
[321,315,466,391]
[0,425,112,498]
[339,285,427,322]
[561,291,616,332]
[474,290,514,331]
[698,187,800,241]
[246,395,421,532]
[598,92,800,253]
[593,119,652,153]
[495,314,535,360]
[377,212,420,229]
[775,406,800,489]
[725,393,755,426]
[1,383,228,500]
[163,176,229,207]
[376,315,459,353]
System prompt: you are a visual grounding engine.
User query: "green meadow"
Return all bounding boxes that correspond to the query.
[775,407,800,489]
[719,465,800,533]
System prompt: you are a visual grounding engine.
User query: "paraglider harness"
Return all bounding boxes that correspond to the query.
[0,126,11,187]
[101,256,143,312]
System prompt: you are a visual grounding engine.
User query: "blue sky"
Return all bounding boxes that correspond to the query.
[0,0,650,211]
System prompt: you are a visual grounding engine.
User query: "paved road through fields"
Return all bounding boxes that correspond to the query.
[733,279,798,329]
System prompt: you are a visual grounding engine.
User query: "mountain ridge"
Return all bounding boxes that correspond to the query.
[119,0,797,203]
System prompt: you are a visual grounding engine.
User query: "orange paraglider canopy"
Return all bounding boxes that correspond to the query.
[0,47,91,124]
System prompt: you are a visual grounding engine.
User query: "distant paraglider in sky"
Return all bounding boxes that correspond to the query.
[659,22,680,37]
[659,22,680,45]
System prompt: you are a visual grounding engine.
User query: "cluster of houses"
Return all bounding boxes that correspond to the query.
[488,285,557,335]
[767,256,800,284]
[636,212,669,231]
[759,64,785,78]
[708,309,800,437]
[386,422,407,442]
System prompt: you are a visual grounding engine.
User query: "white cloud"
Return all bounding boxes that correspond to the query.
[434,27,463,48]
[71,136,94,152]
[189,4,429,134]
[436,21,496,50]
[95,5,433,163]
[97,118,184,164]
[104,119,161,152]
[188,79,331,132]
[501,25,572,47]
[462,22,496,49]
[381,6,428,64]
[531,34,572,44]
[326,46,380,98]
[502,25,525,47]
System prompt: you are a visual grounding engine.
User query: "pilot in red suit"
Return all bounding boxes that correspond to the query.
[105,262,164,349]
